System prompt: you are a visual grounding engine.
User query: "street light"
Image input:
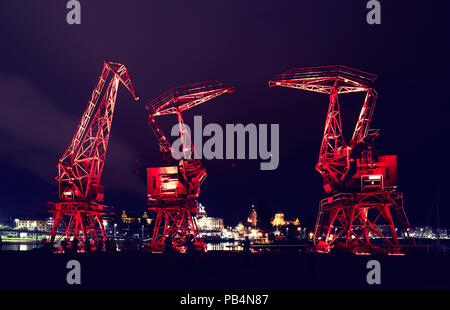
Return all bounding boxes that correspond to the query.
[114,223,117,237]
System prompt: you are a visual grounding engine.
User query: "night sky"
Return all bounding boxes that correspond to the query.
[0,1,449,228]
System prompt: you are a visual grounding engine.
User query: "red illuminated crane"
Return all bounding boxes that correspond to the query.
[146,81,233,252]
[270,66,413,254]
[50,61,138,251]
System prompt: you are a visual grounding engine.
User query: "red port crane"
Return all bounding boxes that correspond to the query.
[146,81,233,252]
[270,66,413,254]
[50,61,138,251]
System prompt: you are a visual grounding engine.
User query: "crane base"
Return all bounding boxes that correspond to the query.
[50,202,107,251]
[148,200,205,253]
[313,191,413,254]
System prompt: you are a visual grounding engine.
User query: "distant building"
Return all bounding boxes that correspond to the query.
[247,205,258,227]
[120,210,152,225]
[413,226,434,238]
[142,212,152,225]
[197,204,207,218]
[197,217,224,232]
[233,222,247,239]
[374,226,393,238]
[270,212,301,227]
[271,212,286,227]
[221,227,237,240]
[247,227,265,242]
[195,204,224,238]
[121,210,137,224]
[15,217,51,231]
[235,221,245,231]
[434,228,448,239]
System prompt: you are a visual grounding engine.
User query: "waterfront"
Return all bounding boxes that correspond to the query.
[2,238,450,253]
[0,241,246,252]
[1,250,450,290]
[1,243,40,251]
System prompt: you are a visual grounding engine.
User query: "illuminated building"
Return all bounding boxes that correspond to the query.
[235,222,245,231]
[142,212,152,225]
[271,213,286,227]
[197,204,207,218]
[120,210,152,225]
[413,226,433,239]
[247,205,258,227]
[232,222,247,239]
[197,217,224,232]
[269,212,303,241]
[220,227,237,240]
[121,210,135,224]
[15,217,51,231]
[195,204,224,239]
[434,228,448,239]
[270,212,301,227]
[247,227,265,242]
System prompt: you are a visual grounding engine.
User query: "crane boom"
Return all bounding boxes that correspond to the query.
[269,65,377,193]
[57,62,138,202]
[146,81,234,160]
[350,88,378,146]
[50,61,138,250]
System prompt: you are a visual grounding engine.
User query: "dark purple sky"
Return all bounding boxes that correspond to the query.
[0,1,449,228]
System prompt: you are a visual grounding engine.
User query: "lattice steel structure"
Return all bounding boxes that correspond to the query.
[270,65,413,254]
[146,81,233,252]
[50,61,138,251]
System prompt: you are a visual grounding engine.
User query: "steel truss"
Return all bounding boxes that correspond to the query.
[50,202,107,250]
[269,65,377,193]
[270,65,413,254]
[50,62,138,250]
[314,192,413,253]
[146,81,233,252]
[148,199,204,252]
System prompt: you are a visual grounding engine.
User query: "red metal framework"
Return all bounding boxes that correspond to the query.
[146,81,233,252]
[314,191,410,254]
[147,81,234,158]
[270,65,413,254]
[270,66,377,193]
[50,61,138,250]
[148,199,203,252]
[312,152,414,253]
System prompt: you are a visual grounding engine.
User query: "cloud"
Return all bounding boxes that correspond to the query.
[0,73,145,195]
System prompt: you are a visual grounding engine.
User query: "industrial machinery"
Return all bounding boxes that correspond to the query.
[50,61,138,251]
[269,65,413,254]
[146,81,233,252]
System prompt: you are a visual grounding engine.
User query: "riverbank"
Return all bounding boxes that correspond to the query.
[0,250,449,289]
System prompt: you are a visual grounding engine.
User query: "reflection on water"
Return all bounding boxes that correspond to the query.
[1,242,243,252]
[206,242,243,251]
[1,243,39,251]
